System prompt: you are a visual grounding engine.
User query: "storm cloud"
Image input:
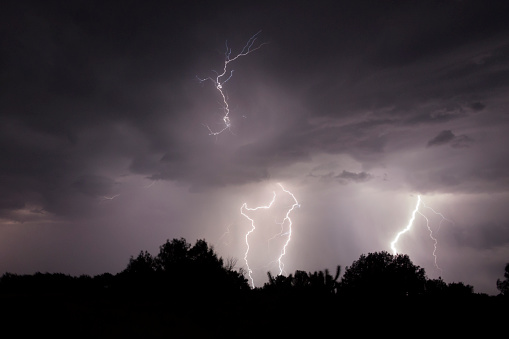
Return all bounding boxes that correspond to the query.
[427,130,474,148]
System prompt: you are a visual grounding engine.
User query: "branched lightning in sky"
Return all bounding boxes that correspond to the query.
[218,224,233,247]
[390,195,453,272]
[241,183,299,288]
[417,211,440,271]
[197,31,266,136]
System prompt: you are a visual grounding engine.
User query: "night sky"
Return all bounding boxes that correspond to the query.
[1,0,509,294]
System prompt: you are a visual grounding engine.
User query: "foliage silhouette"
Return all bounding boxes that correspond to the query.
[0,239,507,337]
[263,265,341,296]
[339,251,426,298]
[496,263,509,297]
[118,238,249,299]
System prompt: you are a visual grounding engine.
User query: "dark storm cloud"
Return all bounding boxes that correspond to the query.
[0,3,507,202]
[309,169,373,185]
[2,0,508,206]
[427,130,473,148]
[72,175,117,198]
[469,102,486,112]
[336,170,372,184]
[427,130,456,147]
[450,135,474,149]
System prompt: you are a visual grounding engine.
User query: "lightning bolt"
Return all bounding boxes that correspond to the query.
[390,195,453,272]
[417,211,441,272]
[100,194,120,202]
[241,183,299,288]
[275,184,299,276]
[218,224,233,247]
[197,31,266,136]
[390,195,421,255]
[241,190,277,288]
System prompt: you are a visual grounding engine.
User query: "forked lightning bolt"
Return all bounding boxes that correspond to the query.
[390,195,453,272]
[391,196,421,255]
[241,183,299,288]
[275,185,300,276]
[241,190,276,288]
[197,31,266,136]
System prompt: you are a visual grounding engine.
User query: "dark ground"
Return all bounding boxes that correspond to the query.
[1,290,505,338]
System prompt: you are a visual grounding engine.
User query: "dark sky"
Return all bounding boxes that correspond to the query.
[1,0,509,293]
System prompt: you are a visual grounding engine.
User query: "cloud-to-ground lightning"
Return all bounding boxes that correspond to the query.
[274,184,300,276]
[390,195,453,272]
[197,31,266,136]
[240,183,299,288]
[390,196,421,255]
[241,190,276,288]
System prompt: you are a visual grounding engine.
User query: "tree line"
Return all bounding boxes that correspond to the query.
[1,237,507,337]
[1,237,508,300]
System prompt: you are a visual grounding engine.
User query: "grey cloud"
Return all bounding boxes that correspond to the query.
[470,102,486,111]
[308,167,373,185]
[450,135,474,148]
[427,130,456,147]
[427,130,473,148]
[403,106,466,126]
[336,170,373,184]
[406,153,509,195]
[72,175,117,198]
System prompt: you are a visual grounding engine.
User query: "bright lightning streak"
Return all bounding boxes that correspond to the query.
[390,195,421,255]
[197,31,266,136]
[241,190,277,288]
[417,211,441,272]
[240,183,299,288]
[390,195,452,272]
[275,184,299,276]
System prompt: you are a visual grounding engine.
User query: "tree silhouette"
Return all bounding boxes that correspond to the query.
[425,277,448,297]
[0,238,503,337]
[263,265,341,296]
[155,237,192,271]
[340,251,426,298]
[293,270,310,290]
[446,281,474,297]
[119,238,250,297]
[124,250,157,275]
[496,263,509,297]
[266,271,294,292]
